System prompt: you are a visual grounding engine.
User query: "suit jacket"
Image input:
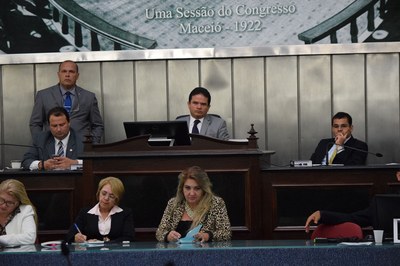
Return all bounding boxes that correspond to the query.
[65,206,135,243]
[176,114,230,140]
[29,84,104,143]
[21,128,83,170]
[310,136,368,165]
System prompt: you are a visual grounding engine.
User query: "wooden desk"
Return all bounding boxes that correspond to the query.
[261,165,400,239]
[0,170,82,242]
[80,133,269,241]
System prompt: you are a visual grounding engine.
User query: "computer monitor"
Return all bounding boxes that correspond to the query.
[123,120,191,146]
[371,194,400,240]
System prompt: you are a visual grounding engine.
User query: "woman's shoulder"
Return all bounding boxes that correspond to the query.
[212,195,225,204]
[19,204,34,214]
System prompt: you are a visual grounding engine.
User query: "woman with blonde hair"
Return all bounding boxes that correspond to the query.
[0,179,37,245]
[66,176,134,243]
[156,166,231,242]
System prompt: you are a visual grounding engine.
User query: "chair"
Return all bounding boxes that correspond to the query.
[175,114,221,120]
[311,222,363,240]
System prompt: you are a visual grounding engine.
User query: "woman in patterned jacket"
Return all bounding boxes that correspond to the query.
[156,166,231,243]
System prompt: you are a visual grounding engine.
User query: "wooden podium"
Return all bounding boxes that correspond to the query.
[80,129,272,241]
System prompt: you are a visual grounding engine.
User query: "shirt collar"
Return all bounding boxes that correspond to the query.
[87,202,123,216]
[54,131,71,146]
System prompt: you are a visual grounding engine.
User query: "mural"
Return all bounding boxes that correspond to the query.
[0,0,398,54]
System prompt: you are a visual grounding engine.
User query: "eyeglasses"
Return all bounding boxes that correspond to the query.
[100,191,116,200]
[0,197,18,207]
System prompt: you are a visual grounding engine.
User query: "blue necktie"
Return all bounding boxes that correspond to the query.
[192,120,200,134]
[64,92,72,113]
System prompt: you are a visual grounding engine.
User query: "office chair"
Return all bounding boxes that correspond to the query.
[311,222,363,240]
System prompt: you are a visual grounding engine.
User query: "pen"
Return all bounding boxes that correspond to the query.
[74,223,82,234]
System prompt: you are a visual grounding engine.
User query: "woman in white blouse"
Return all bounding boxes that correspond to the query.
[0,179,37,246]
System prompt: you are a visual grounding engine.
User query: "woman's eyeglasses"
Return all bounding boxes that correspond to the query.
[0,197,18,207]
[100,191,116,200]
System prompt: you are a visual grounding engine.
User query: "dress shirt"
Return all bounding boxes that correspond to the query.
[88,203,123,236]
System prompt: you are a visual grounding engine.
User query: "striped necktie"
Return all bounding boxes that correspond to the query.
[57,141,64,157]
[64,91,72,113]
[329,145,338,165]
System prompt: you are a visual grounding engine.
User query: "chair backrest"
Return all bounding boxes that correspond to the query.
[175,114,221,120]
[311,222,363,240]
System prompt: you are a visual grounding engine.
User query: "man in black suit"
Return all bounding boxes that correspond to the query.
[310,112,368,165]
[29,60,104,143]
[22,106,83,170]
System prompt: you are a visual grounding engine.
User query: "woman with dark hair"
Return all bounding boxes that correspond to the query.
[0,179,37,245]
[156,166,231,242]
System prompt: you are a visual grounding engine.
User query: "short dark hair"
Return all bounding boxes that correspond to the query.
[332,112,352,126]
[47,107,70,123]
[188,87,211,106]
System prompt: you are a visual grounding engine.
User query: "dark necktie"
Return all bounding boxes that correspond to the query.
[57,141,64,157]
[64,92,72,113]
[192,120,200,134]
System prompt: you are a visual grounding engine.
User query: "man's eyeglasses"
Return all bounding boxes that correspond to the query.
[100,191,116,200]
[0,197,18,207]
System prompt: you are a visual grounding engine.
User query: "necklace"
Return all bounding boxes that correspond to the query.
[185,202,196,219]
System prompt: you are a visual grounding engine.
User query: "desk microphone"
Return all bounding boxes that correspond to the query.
[340,144,383,158]
[0,143,44,170]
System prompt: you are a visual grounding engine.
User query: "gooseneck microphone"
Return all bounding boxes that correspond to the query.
[0,143,44,171]
[340,144,383,158]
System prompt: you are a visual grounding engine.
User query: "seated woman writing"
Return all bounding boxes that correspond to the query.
[156,166,231,242]
[65,176,134,243]
[0,179,37,246]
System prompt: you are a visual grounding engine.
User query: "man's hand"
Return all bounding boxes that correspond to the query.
[44,157,77,170]
[334,132,347,146]
[305,210,321,233]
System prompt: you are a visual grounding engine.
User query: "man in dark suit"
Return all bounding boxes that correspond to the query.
[310,112,368,165]
[176,87,230,140]
[22,106,83,170]
[29,60,104,143]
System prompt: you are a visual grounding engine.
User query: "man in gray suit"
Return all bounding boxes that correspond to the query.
[22,107,83,171]
[29,60,104,143]
[176,87,230,140]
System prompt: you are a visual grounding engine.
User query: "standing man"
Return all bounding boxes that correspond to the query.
[29,60,104,143]
[310,112,368,165]
[22,107,83,171]
[176,87,230,140]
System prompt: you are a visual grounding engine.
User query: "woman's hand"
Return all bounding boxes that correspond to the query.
[167,231,181,242]
[304,210,321,233]
[74,232,87,243]
[195,231,210,242]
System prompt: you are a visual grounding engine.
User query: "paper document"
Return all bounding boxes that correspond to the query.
[178,224,202,243]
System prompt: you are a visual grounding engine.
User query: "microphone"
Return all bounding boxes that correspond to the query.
[0,143,44,171]
[340,144,383,158]
[61,240,72,266]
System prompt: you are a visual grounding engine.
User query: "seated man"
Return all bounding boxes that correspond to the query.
[310,112,368,165]
[22,106,83,170]
[176,87,230,140]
